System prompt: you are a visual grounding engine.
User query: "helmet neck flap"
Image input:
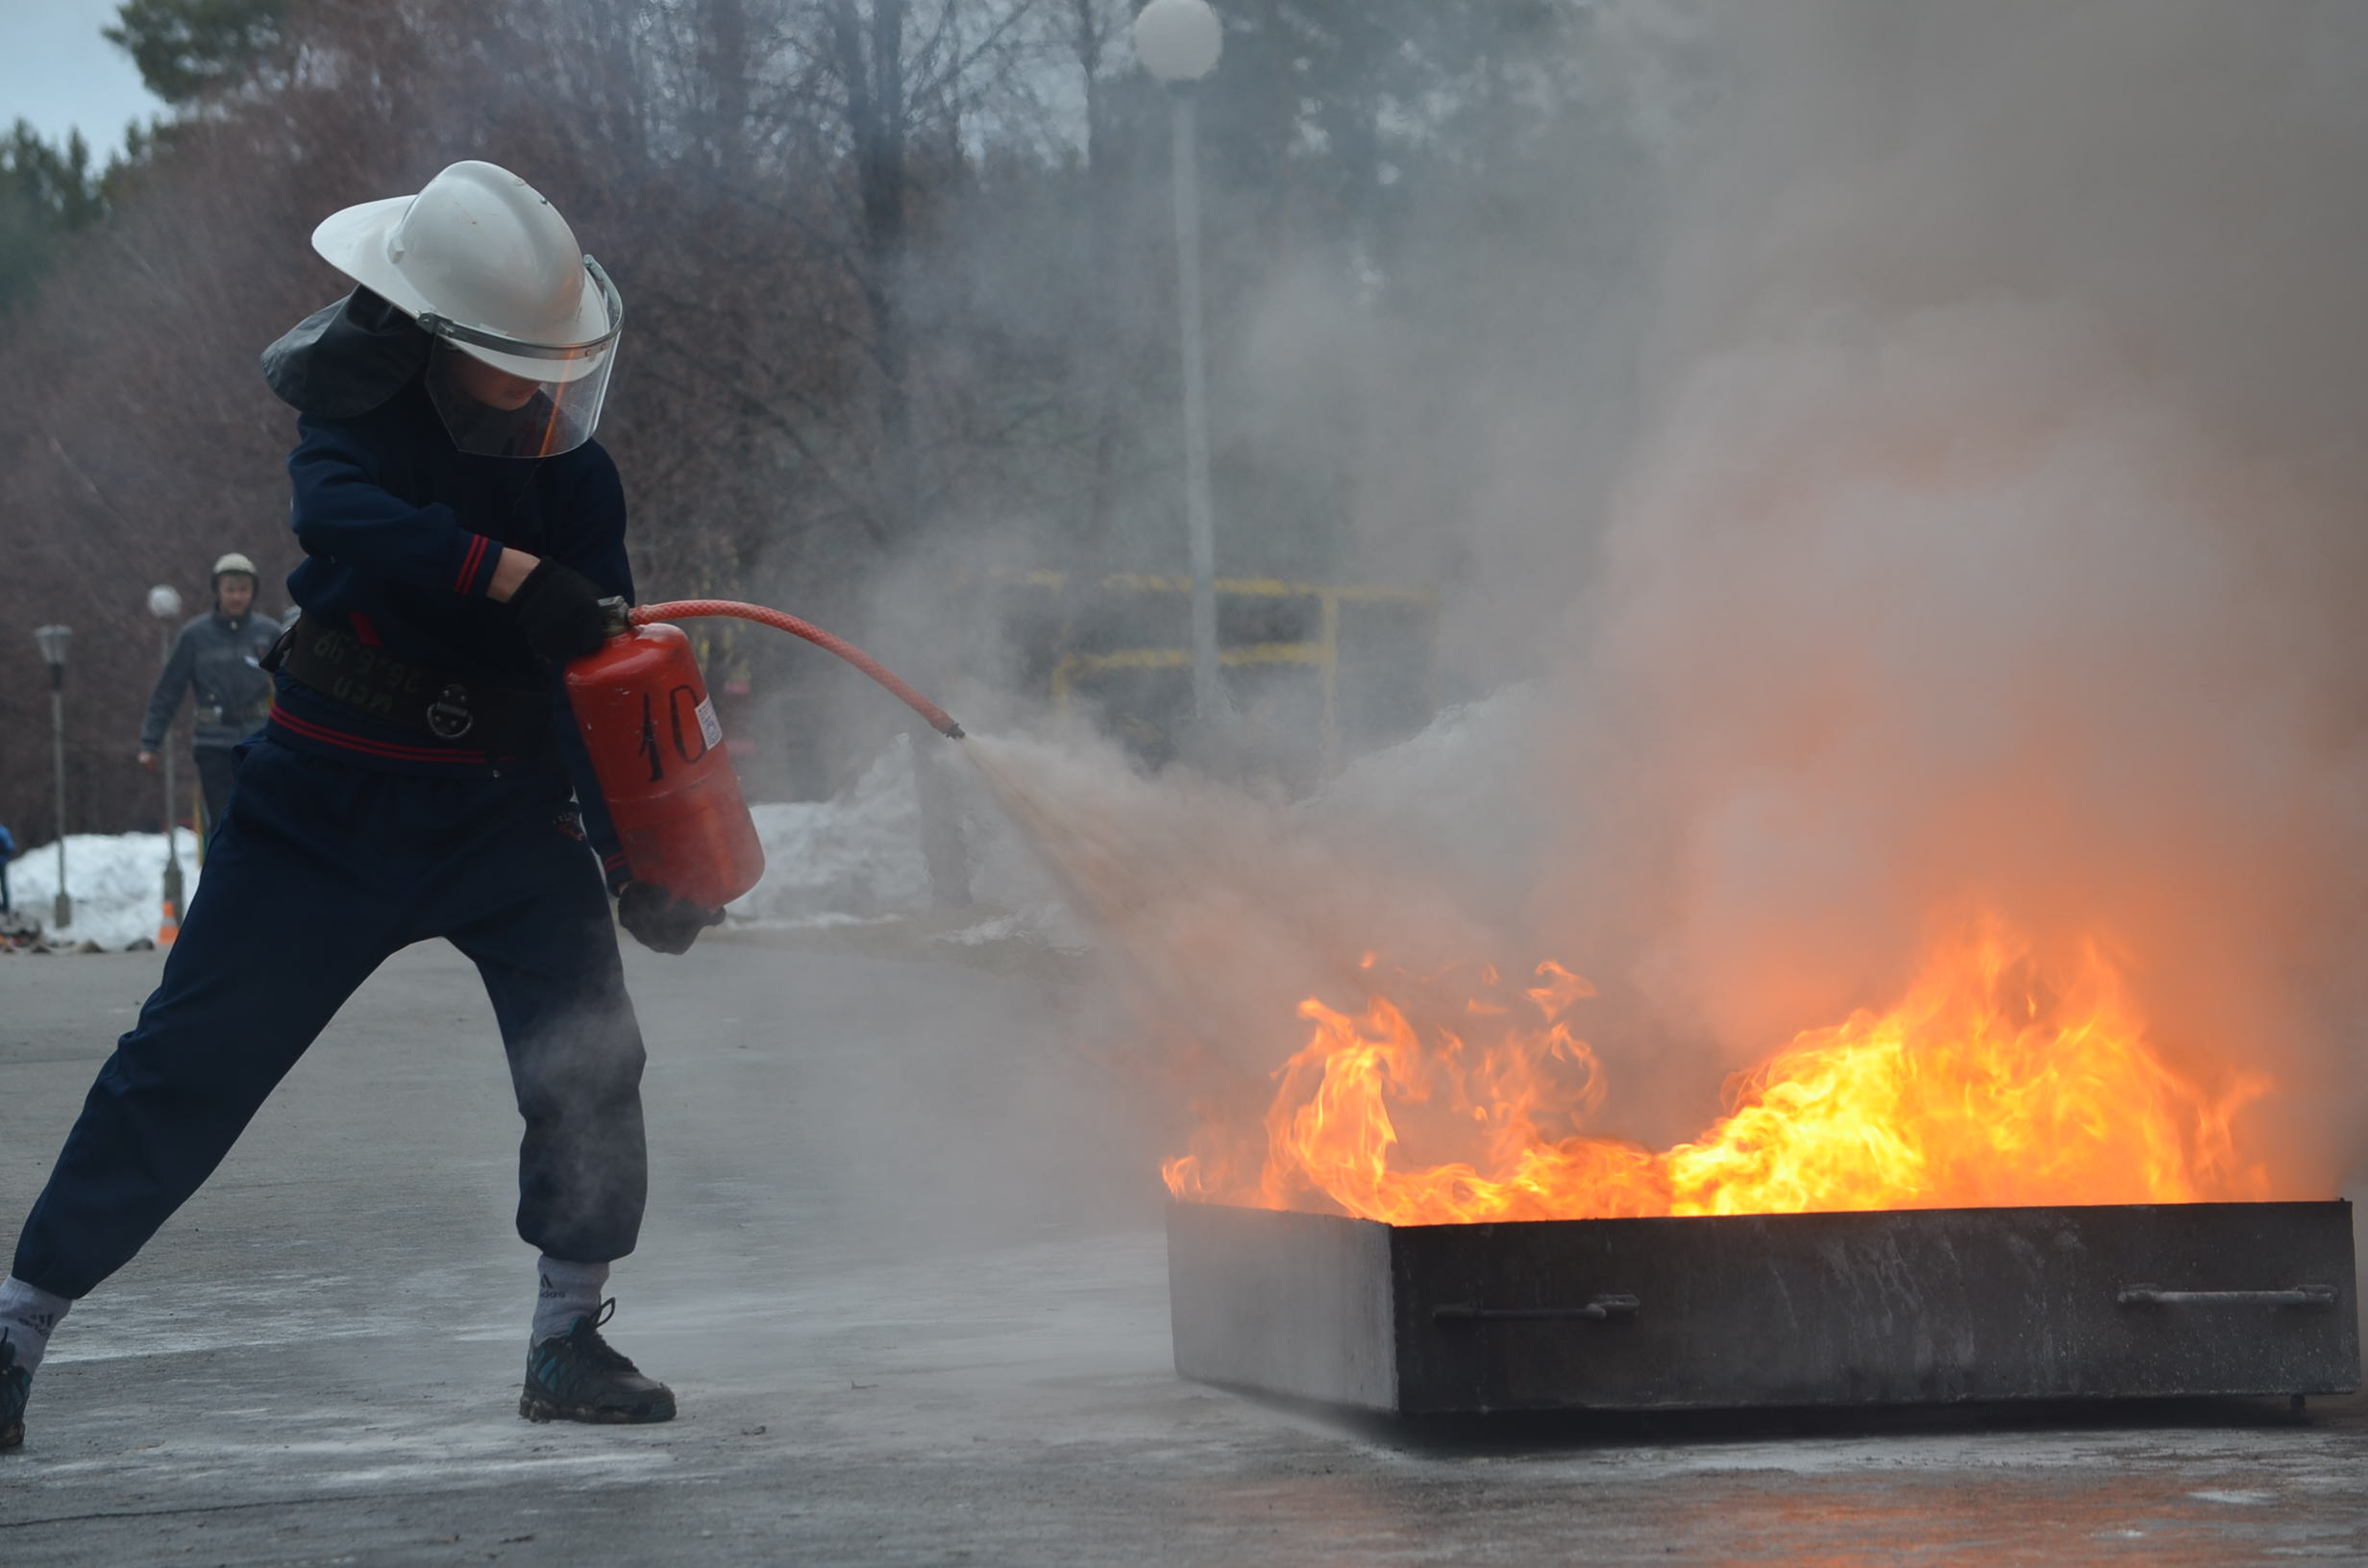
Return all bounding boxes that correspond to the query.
[259,286,431,419]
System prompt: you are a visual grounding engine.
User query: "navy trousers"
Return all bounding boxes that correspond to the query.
[194,745,240,838]
[12,736,647,1300]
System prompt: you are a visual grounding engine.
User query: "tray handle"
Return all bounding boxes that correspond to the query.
[1433,1293,1640,1325]
[2117,1284,2337,1309]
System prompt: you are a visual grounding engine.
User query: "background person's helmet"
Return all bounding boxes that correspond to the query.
[308,160,622,457]
[210,551,259,586]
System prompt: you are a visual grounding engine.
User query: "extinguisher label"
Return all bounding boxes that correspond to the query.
[696,697,724,750]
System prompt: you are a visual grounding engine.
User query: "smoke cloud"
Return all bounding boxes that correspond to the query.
[1524,0,2368,1174]
[1008,1,2368,1194]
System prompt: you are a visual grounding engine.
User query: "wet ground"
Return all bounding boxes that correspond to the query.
[4,940,2366,1566]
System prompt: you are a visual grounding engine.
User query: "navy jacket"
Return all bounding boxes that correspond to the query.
[271,378,630,882]
[141,608,284,751]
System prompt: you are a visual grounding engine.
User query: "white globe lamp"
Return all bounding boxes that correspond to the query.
[1135,0,1222,85]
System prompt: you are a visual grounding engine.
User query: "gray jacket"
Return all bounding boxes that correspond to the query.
[141,609,284,751]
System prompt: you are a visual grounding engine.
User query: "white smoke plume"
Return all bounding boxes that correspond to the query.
[1523,0,2368,1171]
[985,1,2368,1194]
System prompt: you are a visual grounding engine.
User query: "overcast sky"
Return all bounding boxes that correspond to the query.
[0,0,165,159]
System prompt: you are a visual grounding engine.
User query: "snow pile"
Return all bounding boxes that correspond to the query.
[4,700,1540,956]
[728,735,1082,947]
[728,742,932,925]
[8,831,203,949]
[9,741,1032,951]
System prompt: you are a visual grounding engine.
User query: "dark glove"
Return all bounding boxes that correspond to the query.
[616,880,726,955]
[509,559,610,664]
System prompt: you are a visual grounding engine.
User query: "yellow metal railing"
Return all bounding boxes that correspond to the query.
[999,570,1435,769]
[993,568,1433,608]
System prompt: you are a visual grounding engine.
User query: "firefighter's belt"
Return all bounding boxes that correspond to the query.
[282,615,551,753]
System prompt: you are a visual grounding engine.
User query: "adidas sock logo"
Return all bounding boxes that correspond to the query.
[530,1256,608,1343]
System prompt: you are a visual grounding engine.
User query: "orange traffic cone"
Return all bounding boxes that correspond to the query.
[157,899,180,947]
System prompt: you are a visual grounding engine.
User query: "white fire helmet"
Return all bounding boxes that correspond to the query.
[308,160,623,458]
[210,551,259,584]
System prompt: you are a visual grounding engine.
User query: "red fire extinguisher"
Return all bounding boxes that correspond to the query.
[566,598,963,911]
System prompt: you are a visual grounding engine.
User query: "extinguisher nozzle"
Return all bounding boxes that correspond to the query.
[941,720,967,741]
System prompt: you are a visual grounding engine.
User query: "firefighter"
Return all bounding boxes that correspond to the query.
[138,551,284,833]
[0,161,724,1455]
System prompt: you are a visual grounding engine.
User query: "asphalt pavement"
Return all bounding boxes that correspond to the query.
[4,938,2367,1566]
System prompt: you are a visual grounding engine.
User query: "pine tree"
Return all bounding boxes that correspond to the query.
[0,125,111,315]
[104,0,289,106]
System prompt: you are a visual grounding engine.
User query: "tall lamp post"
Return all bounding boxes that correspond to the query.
[1134,0,1225,723]
[33,624,72,930]
[148,585,185,919]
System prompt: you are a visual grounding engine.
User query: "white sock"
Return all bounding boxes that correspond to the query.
[532,1256,609,1343]
[0,1276,69,1376]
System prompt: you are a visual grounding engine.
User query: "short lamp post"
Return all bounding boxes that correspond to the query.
[1134,0,1225,724]
[148,584,185,916]
[34,624,72,930]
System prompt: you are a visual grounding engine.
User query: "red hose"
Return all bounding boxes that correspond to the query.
[630,600,964,739]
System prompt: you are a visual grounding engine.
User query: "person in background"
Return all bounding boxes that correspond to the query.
[138,554,283,834]
[0,821,13,912]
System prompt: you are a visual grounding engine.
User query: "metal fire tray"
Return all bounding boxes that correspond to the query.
[1167,1199,2359,1413]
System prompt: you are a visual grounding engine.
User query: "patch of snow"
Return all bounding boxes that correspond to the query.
[782,912,901,931]
[728,736,1086,949]
[9,697,1546,958]
[728,741,932,924]
[937,913,1023,947]
[8,830,202,949]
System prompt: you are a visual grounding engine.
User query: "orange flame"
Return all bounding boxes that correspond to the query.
[1165,918,2269,1222]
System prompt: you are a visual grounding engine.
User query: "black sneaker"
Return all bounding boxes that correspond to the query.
[1,1331,28,1452]
[520,1300,676,1425]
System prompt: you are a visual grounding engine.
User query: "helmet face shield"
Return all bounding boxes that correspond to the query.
[426,334,617,457]
[418,257,622,458]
